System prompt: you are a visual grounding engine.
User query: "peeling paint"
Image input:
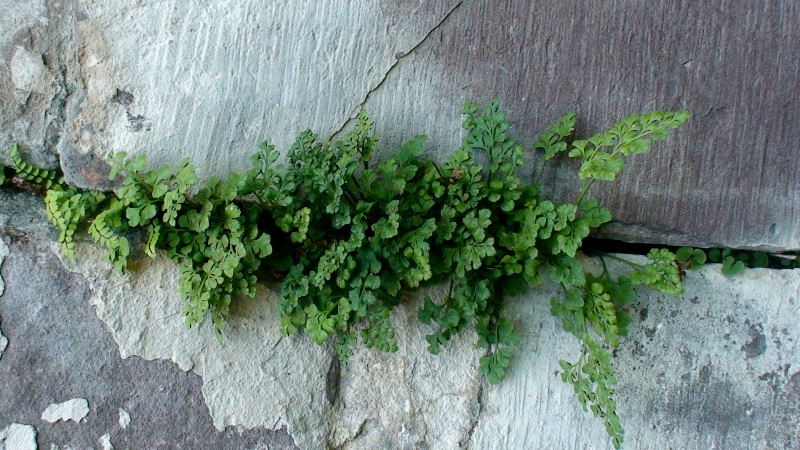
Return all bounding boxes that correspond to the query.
[0,236,8,361]
[60,244,482,449]
[41,399,90,423]
[0,423,38,450]
[117,409,130,430]
[0,235,8,296]
[58,244,331,449]
[98,433,113,450]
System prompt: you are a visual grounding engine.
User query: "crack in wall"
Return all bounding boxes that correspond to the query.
[329,0,466,140]
[459,379,484,448]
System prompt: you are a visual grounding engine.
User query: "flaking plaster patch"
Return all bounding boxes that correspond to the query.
[0,235,8,296]
[0,423,38,450]
[41,398,90,423]
[0,317,7,362]
[57,244,332,449]
[98,433,113,450]
[0,236,9,360]
[117,409,130,429]
[56,242,800,448]
[58,243,484,449]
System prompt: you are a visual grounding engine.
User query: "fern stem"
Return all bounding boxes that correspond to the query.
[598,253,645,271]
[575,179,596,205]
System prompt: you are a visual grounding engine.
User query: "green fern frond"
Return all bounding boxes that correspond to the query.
[10,144,63,189]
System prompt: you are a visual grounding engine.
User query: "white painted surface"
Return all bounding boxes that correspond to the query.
[0,423,38,450]
[41,399,90,424]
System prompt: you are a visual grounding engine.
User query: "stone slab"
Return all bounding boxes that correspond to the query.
[2,0,797,250]
[358,0,800,251]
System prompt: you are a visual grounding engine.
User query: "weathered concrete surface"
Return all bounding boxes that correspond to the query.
[0,193,298,450]
[1,0,797,249]
[470,257,800,449]
[54,234,800,448]
[59,243,485,450]
[1,191,799,448]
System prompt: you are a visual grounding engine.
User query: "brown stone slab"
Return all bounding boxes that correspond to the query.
[368,0,800,251]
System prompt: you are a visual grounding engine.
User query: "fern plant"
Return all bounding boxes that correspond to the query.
[3,102,692,449]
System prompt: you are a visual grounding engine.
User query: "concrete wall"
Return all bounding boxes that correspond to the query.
[1,1,799,449]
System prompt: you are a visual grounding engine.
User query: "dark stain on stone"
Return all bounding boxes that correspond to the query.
[638,307,648,321]
[725,315,735,325]
[741,323,767,359]
[790,371,800,389]
[655,378,753,447]
[699,365,711,383]
[644,326,657,339]
[689,296,700,304]
[127,113,152,132]
[759,370,781,392]
[325,357,341,405]
[112,88,134,106]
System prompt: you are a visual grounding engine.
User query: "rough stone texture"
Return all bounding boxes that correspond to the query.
[360,0,800,251]
[1,0,797,249]
[469,257,800,449]
[2,189,800,449]
[0,236,8,295]
[54,235,800,449]
[0,423,38,450]
[41,399,90,424]
[0,206,299,450]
